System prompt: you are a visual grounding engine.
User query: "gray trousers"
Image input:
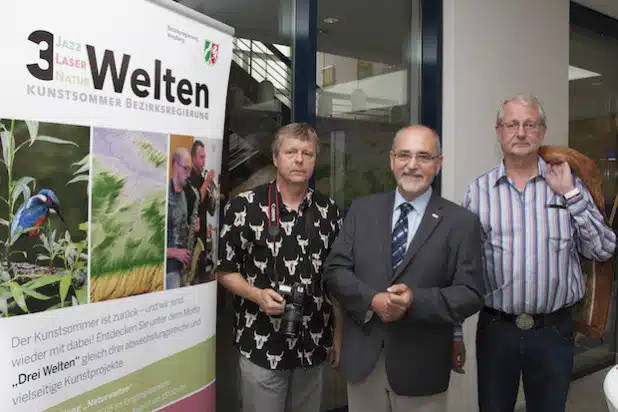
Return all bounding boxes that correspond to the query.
[347,351,447,412]
[166,270,181,289]
[239,354,324,412]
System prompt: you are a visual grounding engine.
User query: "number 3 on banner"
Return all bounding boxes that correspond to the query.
[26,30,54,81]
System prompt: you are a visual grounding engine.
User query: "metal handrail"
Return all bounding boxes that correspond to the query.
[232,38,393,123]
[234,38,291,87]
[233,38,292,102]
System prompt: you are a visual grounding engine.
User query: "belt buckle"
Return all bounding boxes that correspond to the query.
[515,313,534,330]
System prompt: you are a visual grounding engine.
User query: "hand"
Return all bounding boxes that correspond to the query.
[452,340,466,374]
[371,293,396,322]
[385,283,413,320]
[329,329,342,368]
[545,160,575,196]
[194,217,200,232]
[203,169,215,189]
[172,248,191,265]
[257,288,285,316]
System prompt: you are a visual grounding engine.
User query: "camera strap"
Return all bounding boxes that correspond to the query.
[267,182,281,284]
[266,182,321,295]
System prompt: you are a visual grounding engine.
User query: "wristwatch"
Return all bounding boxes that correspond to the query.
[564,187,580,201]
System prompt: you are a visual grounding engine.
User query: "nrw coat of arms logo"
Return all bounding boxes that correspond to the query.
[204,40,220,65]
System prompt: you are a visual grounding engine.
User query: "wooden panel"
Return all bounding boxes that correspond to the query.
[169,134,195,177]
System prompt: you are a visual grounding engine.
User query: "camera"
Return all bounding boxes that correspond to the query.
[275,283,307,337]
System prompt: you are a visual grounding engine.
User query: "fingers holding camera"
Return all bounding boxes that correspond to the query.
[258,288,286,316]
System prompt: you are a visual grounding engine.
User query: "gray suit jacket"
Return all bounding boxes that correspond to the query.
[323,190,484,396]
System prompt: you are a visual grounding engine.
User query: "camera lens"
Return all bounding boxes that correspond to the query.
[281,303,303,337]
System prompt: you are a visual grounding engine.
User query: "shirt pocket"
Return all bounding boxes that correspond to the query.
[545,207,573,251]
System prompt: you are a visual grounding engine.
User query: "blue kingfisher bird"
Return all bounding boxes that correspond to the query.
[10,189,65,245]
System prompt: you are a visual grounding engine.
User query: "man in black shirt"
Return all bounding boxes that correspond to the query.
[184,140,216,283]
[217,123,343,412]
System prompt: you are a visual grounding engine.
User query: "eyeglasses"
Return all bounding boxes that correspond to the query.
[176,161,191,173]
[282,149,315,160]
[498,121,544,134]
[392,151,438,164]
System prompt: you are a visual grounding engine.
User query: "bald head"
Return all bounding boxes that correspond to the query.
[389,125,443,201]
[392,125,441,155]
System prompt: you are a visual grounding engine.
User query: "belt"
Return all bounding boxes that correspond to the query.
[482,306,571,330]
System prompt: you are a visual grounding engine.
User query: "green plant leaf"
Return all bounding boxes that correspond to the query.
[59,274,71,305]
[24,274,64,289]
[131,136,166,168]
[75,287,87,305]
[36,135,78,146]
[0,270,10,282]
[12,176,35,208]
[1,131,12,164]
[73,162,90,175]
[0,218,8,227]
[25,120,39,145]
[78,222,88,232]
[10,250,27,259]
[0,296,7,316]
[9,282,28,313]
[72,154,89,166]
[66,174,89,185]
[23,287,52,300]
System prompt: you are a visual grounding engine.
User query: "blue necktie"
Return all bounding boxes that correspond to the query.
[392,203,413,271]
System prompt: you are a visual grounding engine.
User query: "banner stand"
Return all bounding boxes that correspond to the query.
[0,1,233,410]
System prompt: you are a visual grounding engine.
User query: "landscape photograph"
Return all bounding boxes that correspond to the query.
[90,127,167,302]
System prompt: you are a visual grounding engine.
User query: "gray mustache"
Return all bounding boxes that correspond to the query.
[403,171,423,178]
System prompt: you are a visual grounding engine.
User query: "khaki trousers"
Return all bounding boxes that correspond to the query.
[347,351,447,412]
[239,354,324,412]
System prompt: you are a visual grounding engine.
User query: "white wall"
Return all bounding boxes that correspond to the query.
[442,0,570,411]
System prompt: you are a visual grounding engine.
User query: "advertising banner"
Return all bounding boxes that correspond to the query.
[0,0,233,410]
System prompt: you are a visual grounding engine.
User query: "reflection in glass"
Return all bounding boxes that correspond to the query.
[569,24,618,376]
[315,0,418,213]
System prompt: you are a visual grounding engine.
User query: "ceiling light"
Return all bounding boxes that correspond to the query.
[323,17,339,24]
[568,65,601,81]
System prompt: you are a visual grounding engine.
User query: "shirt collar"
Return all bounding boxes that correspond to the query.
[394,186,432,216]
[271,180,314,212]
[494,156,547,187]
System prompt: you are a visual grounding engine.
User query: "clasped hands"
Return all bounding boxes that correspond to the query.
[371,284,413,322]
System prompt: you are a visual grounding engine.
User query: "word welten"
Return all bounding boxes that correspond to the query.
[26,30,211,108]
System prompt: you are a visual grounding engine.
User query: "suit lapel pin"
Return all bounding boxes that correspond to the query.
[432,213,439,219]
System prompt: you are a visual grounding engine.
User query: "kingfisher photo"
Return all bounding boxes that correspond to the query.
[0,118,90,317]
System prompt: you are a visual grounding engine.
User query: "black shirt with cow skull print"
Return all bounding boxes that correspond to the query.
[217,182,341,370]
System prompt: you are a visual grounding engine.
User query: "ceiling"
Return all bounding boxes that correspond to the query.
[178,1,618,66]
[575,0,618,20]
[177,0,411,65]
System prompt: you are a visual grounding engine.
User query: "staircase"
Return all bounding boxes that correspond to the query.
[230,37,397,122]
[225,37,400,189]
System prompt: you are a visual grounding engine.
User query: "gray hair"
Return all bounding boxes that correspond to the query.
[172,147,190,165]
[496,94,546,127]
[271,122,320,156]
[392,125,442,155]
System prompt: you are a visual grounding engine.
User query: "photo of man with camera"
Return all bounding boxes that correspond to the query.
[216,123,343,412]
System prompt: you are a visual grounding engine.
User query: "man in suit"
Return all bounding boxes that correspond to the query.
[323,125,484,412]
